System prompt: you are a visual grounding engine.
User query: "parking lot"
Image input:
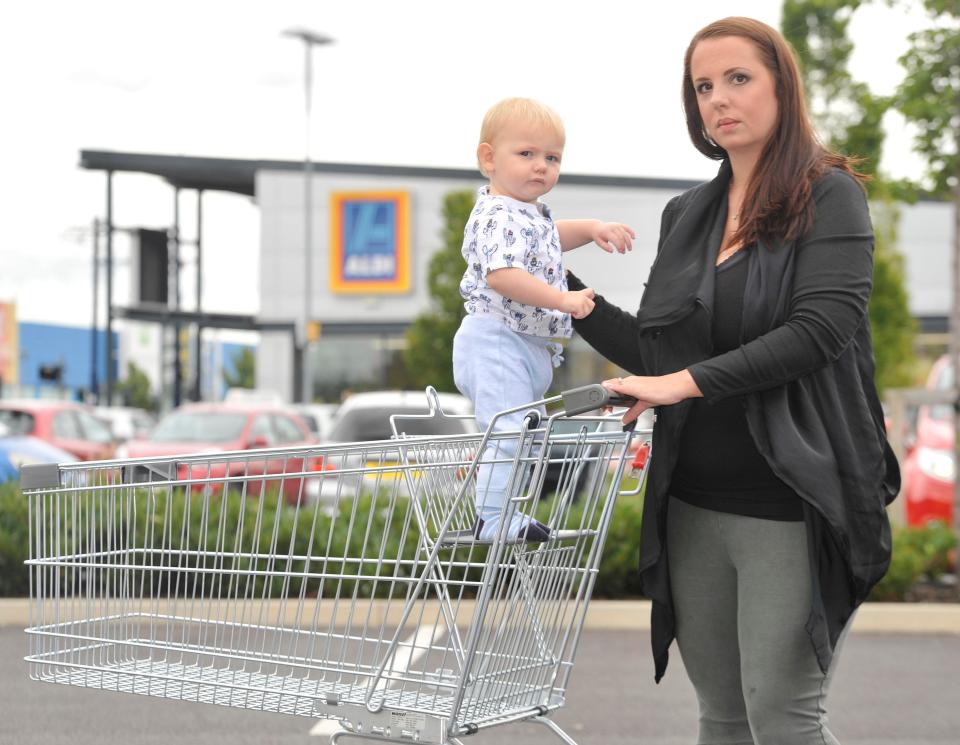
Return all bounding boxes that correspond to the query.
[3,625,958,745]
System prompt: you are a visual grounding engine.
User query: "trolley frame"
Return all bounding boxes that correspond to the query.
[22,384,651,745]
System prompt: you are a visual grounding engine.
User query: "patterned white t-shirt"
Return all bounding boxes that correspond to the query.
[458,187,571,339]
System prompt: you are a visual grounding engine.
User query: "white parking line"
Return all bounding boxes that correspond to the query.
[309,625,447,737]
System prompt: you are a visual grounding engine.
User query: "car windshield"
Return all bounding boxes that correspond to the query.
[330,407,469,442]
[930,362,955,422]
[0,409,34,436]
[150,412,248,443]
[298,413,319,434]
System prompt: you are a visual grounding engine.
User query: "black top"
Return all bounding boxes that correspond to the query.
[568,163,899,683]
[670,249,804,521]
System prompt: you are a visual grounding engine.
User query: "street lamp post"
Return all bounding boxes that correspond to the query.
[282,27,334,404]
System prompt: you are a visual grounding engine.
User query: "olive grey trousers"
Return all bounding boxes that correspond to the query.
[667,497,851,745]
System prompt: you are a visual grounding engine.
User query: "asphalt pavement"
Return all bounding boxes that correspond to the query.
[2,626,958,745]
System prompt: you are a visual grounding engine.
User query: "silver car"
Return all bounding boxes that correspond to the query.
[307,390,477,506]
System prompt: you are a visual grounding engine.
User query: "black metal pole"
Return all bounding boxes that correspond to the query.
[282,29,334,402]
[194,189,203,401]
[91,217,100,403]
[301,40,313,404]
[952,179,960,564]
[105,172,114,405]
[172,188,182,407]
[293,337,303,404]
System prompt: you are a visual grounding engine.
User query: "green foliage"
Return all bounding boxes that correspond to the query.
[782,0,916,391]
[892,1,960,557]
[5,476,955,601]
[781,0,892,185]
[899,520,957,581]
[895,2,960,196]
[166,487,426,600]
[870,202,918,391]
[6,483,429,601]
[223,347,256,390]
[524,477,645,598]
[115,361,157,412]
[0,482,29,596]
[4,469,646,600]
[589,493,644,597]
[782,0,868,149]
[869,521,957,601]
[403,190,474,393]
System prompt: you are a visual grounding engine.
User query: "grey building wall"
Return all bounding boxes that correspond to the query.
[898,200,952,320]
[255,164,952,402]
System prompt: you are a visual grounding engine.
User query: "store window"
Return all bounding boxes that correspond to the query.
[309,332,410,401]
[305,330,623,402]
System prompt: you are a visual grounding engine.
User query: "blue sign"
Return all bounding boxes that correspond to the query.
[330,191,410,293]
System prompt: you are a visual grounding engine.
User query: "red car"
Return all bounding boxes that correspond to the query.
[901,355,955,527]
[0,400,116,461]
[122,402,325,503]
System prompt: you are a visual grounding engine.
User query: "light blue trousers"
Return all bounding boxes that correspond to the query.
[452,314,557,539]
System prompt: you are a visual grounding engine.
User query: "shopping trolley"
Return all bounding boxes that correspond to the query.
[22,384,652,745]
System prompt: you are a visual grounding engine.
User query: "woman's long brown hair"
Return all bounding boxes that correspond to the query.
[682,17,865,246]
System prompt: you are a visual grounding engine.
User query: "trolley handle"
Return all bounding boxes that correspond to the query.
[559,384,651,496]
[560,383,638,417]
[619,441,652,496]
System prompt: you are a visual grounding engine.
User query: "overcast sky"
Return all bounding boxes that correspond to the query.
[0,0,935,328]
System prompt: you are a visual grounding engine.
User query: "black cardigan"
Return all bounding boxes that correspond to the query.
[569,161,900,682]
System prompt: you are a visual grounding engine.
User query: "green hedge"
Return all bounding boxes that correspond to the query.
[1,480,954,601]
[3,482,429,602]
[2,479,631,598]
[0,482,29,596]
[868,521,957,601]
[589,497,957,602]
[592,493,646,597]
[587,493,957,601]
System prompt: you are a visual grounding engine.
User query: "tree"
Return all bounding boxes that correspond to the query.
[403,190,474,392]
[896,1,960,197]
[870,202,916,391]
[782,0,867,148]
[115,361,156,412]
[223,347,256,390]
[894,0,960,551]
[782,0,916,393]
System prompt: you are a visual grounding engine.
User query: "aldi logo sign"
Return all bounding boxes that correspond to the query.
[330,191,410,293]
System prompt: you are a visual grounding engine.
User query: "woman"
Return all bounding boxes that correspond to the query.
[570,17,899,745]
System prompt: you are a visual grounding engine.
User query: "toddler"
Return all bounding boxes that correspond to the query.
[452,97,634,542]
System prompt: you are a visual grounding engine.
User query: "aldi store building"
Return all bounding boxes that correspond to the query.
[80,151,953,404]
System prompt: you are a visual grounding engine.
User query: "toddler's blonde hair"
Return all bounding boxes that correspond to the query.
[477,97,565,176]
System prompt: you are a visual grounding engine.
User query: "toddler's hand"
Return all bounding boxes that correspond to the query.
[594,222,636,253]
[563,288,595,319]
